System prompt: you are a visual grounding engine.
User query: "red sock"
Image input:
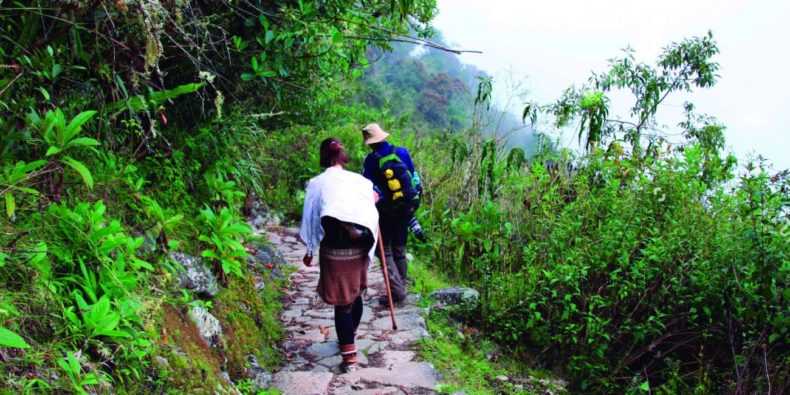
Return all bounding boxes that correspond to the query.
[340,344,357,364]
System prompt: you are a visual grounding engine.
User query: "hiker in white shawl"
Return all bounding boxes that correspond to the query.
[299,137,378,373]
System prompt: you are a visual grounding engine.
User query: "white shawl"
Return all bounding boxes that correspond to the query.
[299,166,379,260]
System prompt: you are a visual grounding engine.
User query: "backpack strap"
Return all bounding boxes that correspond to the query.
[372,144,396,166]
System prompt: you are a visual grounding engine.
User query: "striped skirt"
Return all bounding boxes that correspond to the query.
[317,247,369,306]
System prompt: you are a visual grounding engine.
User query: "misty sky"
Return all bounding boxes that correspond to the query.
[432,0,789,170]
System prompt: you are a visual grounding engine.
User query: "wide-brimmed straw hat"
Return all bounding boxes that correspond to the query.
[362,123,390,145]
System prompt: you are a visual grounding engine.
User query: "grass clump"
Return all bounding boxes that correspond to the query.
[419,314,512,395]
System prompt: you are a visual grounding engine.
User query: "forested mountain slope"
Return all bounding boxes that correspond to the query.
[355,37,542,155]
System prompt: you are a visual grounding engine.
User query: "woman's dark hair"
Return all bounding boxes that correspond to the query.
[319,137,350,168]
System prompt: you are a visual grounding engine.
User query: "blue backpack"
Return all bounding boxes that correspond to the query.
[372,146,420,211]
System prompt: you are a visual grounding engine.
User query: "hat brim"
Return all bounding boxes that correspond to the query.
[364,131,389,145]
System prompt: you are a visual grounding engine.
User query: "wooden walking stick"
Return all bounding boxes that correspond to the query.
[377,226,398,330]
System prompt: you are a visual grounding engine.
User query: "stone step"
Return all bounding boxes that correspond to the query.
[265,226,440,394]
[272,371,333,395]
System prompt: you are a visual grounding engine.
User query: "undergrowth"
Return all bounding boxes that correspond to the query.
[410,257,562,395]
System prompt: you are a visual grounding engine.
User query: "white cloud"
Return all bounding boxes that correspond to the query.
[433,0,790,169]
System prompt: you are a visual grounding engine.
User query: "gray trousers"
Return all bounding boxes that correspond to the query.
[379,209,410,301]
[382,245,408,300]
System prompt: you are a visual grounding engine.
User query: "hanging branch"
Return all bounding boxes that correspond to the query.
[346,35,481,54]
[332,15,482,55]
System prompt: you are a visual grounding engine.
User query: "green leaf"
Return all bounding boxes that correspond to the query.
[4,193,14,219]
[56,355,70,373]
[81,375,101,385]
[232,36,247,51]
[29,242,47,267]
[51,64,63,79]
[38,87,50,101]
[66,137,100,149]
[45,146,61,157]
[225,223,252,235]
[105,83,203,114]
[63,351,81,374]
[331,29,343,44]
[0,326,30,348]
[640,381,650,392]
[64,110,97,142]
[17,187,39,196]
[265,30,275,45]
[258,14,269,30]
[130,257,153,271]
[13,160,47,176]
[201,250,219,259]
[62,156,94,189]
[240,73,256,81]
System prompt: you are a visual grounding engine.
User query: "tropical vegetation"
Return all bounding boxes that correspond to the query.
[0,1,786,394]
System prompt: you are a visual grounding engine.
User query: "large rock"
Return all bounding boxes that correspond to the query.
[370,312,425,331]
[340,362,441,390]
[272,371,333,395]
[429,287,479,308]
[268,266,286,281]
[373,351,415,368]
[305,341,339,360]
[252,245,287,267]
[248,244,287,281]
[169,252,219,297]
[187,306,222,348]
[247,355,273,391]
[247,199,282,229]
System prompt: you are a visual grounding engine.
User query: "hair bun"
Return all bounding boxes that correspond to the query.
[319,137,349,168]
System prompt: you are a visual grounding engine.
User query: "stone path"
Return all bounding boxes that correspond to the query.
[263,226,441,395]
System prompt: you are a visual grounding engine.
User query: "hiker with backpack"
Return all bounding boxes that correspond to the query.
[361,123,423,305]
[299,137,379,372]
